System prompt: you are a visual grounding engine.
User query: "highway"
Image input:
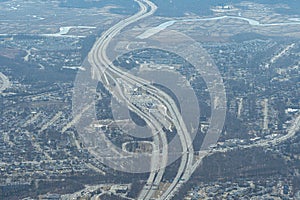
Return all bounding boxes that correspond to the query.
[88,0,168,199]
[90,0,168,197]
[87,0,300,199]
[190,113,300,179]
[87,0,196,199]
[243,113,300,149]
[112,77,169,200]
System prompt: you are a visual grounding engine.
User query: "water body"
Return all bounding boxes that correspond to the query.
[41,26,96,38]
[137,16,300,39]
[0,72,10,93]
[1,26,96,38]
[288,18,300,22]
[137,20,176,39]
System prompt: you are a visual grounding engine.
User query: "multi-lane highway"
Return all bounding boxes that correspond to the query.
[87,0,300,199]
[89,0,168,198]
[87,0,196,199]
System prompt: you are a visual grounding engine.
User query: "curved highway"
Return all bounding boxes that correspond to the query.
[86,0,300,199]
[88,0,195,199]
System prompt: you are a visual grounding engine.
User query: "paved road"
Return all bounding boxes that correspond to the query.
[87,0,300,199]
[190,113,300,182]
[88,0,195,199]
[88,0,168,199]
